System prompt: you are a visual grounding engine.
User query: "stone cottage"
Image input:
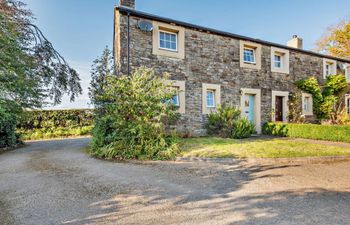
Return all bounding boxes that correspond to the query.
[113,0,350,135]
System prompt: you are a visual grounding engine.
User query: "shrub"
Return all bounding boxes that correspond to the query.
[263,122,350,143]
[0,107,18,148]
[90,67,180,160]
[231,118,255,139]
[17,109,93,130]
[206,105,255,139]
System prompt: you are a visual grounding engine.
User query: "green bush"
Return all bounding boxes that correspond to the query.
[206,105,255,139]
[0,107,18,148]
[263,122,350,143]
[18,126,92,141]
[90,67,180,160]
[16,109,94,141]
[231,118,256,139]
[17,109,93,130]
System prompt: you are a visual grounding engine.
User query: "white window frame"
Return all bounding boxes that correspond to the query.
[202,83,221,114]
[243,47,256,64]
[158,30,178,52]
[206,90,216,108]
[302,93,313,116]
[323,59,337,79]
[271,47,289,74]
[345,64,350,83]
[274,53,283,69]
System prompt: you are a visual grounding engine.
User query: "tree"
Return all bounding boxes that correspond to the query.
[90,67,179,160]
[0,0,82,110]
[0,0,82,147]
[88,46,114,109]
[315,20,350,59]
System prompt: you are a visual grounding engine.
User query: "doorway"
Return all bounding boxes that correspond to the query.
[275,96,283,122]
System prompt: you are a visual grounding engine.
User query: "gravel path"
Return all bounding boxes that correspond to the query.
[0,138,349,225]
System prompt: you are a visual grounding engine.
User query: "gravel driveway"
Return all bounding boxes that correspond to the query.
[0,138,349,225]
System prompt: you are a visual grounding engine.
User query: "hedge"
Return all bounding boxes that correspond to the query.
[263,122,350,143]
[18,109,94,130]
[17,109,94,140]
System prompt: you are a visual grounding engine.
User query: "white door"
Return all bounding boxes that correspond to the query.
[243,94,255,124]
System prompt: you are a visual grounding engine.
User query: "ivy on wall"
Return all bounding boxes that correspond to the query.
[295,75,349,122]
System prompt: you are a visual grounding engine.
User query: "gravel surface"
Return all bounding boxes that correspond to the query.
[0,138,349,225]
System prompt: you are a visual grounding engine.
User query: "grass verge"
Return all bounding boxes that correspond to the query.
[180,137,350,159]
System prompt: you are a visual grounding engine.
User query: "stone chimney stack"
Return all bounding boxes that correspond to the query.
[287,35,303,49]
[119,0,135,9]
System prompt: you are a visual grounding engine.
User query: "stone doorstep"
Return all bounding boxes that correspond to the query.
[176,156,350,164]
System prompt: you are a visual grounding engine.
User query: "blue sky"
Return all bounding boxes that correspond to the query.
[24,0,350,109]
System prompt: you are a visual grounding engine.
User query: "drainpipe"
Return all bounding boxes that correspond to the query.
[127,12,130,76]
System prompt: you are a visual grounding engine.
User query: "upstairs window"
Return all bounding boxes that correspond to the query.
[271,47,289,74]
[206,90,216,108]
[323,59,337,79]
[159,31,177,52]
[243,48,256,64]
[325,63,333,76]
[274,54,282,68]
[345,65,350,83]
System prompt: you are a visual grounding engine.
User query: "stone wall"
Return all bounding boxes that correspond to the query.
[114,10,346,135]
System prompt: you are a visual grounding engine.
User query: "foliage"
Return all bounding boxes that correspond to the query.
[315,20,350,58]
[206,105,255,139]
[180,137,350,159]
[90,67,180,160]
[17,109,93,130]
[263,122,350,143]
[0,0,82,147]
[295,75,349,121]
[288,91,306,123]
[18,126,92,141]
[0,106,18,148]
[88,46,114,109]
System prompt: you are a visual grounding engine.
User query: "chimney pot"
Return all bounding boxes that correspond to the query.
[119,0,135,9]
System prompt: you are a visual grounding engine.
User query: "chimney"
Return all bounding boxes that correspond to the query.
[287,35,303,49]
[119,0,135,9]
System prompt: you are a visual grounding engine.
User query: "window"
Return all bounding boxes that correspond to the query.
[240,41,261,70]
[303,96,310,112]
[202,83,221,114]
[152,21,185,59]
[159,31,177,51]
[274,54,282,68]
[271,47,289,74]
[323,59,337,79]
[243,48,256,64]
[171,87,180,106]
[166,80,185,113]
[325,63,332,76]
[345,65,350,83]
[302,93,313,115]
[206,90,215,108]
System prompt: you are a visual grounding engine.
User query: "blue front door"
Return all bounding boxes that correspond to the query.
[243,94,255,124]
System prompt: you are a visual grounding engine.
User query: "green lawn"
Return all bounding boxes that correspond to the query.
[180,137,350,158]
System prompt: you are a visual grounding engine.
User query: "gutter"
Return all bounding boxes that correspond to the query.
[116,6,350,64]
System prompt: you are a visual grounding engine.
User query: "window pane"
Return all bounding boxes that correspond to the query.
[166,41,171,49]
[165,33,171,41]
[171,34,176,42]
[244,49,255,63]
[172,94,179,106]
[160,40,165,48]
[171,42,177,50]
[207,91,215,107]
[160,32,165,40]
